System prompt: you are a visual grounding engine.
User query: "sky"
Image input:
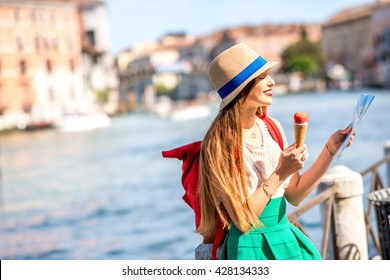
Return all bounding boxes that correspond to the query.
[105,0,373,55]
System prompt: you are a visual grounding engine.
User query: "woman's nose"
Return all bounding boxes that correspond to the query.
[266,76,275,86]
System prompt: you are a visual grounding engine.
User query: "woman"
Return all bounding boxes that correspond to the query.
[197,43,354,260]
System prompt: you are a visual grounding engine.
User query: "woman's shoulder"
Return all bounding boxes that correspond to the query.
[257,116,283,130]
[268,116,281,126]
[268,117,284,131]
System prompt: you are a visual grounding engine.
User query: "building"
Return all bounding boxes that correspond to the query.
[0,0,83,129]
[116,23,322,112]
[372,1,390,88]
[79,0,118,114]
[117,33,201,112]
[0,0,117,131]
[321,0,390,88]
[231,24,322,93]
[227,24,321,71]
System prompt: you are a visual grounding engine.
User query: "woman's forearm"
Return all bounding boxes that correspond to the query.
[251,171,286,215]
[287,144,334,205]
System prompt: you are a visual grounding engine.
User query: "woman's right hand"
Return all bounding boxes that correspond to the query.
[327,126,354,154]
[276,144,307,180]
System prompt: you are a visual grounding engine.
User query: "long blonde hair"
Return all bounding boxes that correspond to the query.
[197,81,262,238]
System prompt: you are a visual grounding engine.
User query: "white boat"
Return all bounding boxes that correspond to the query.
[170,104,211,121]
[152,96,173,117]
[54,113,111,133]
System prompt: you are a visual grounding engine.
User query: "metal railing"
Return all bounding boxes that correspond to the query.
[287,154,390,259]
[360,154,390,255]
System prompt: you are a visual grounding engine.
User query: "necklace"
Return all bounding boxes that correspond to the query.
[243,121,265,147]
[243,122,258,139]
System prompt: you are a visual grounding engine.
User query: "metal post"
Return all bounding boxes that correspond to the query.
[319,165,368,260]
[385,141,390,187]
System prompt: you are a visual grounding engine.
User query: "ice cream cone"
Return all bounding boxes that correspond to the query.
[294,123,308,147]
[293,112,309,147]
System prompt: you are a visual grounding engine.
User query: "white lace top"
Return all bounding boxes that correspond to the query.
[243,118,290,198]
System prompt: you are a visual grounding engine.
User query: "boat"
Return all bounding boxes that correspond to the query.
[170,104,211,121]
[151,96,173,117]
[54,112,111,133]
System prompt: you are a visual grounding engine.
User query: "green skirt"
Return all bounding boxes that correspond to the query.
[220,197,322,260]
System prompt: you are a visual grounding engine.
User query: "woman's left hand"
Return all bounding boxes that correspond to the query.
[327,126,355,154]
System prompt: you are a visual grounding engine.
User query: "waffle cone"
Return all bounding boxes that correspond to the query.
[294,123,308,147]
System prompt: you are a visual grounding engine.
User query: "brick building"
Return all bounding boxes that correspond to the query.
[0,0,116,130]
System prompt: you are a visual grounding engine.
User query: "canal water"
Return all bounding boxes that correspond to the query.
[1,89,389,260]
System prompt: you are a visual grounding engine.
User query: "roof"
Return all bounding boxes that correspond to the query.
[323,3,375,27]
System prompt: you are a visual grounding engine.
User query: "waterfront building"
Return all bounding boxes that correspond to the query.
[117,33,208,112]
[372,1,390,88]
[321,0,390,89]
[229,24,322,73]
[117,23,322,112]
[0,0,116,131]
[322,2,374,88]
[79,0,118,115]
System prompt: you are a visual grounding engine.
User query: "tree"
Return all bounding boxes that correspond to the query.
[154,83,176,97]
[95,88,110,104]
[281,28,325,77]
[283,54,318,76]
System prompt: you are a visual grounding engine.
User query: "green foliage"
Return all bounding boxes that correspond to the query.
[154,84,175,96]
[283,54,318,76]
[281,30,324,77]
[95,88,110,104]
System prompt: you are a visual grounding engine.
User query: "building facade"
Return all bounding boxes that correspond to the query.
[79,0,118,114]
[0,0,84,129]
[0,0,116,130]
[117,23,322,113]
[372,1,390,88]
[321,0,390,88]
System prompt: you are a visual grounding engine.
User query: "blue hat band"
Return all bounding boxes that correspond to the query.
[218,56,267,100]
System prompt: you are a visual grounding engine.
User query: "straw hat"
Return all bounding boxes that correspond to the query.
[208,43,278,110]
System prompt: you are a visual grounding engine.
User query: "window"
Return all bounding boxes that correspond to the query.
[19,60,27,75]
[46,59,52,73]
[92,55,99,65]
[85,30,96,46]
[16,35,23,51]
[22,88,32,112]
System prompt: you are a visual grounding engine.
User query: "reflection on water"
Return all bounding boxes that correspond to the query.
[0,89,389,259]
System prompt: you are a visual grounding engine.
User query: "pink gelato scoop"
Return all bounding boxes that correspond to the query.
[294,112,309,124]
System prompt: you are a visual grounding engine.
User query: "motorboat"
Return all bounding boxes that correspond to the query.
[54,112,111,133]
